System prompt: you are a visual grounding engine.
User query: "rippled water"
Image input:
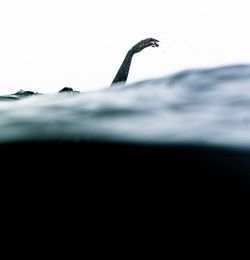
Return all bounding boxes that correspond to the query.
[0,64,250,149]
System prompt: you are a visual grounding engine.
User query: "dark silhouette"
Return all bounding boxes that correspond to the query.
[4,38,159,98]
[58,87,79,93]
[58,38,159,92]
[111,38,159,86]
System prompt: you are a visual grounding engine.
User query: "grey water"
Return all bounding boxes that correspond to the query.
[0,64,250,150]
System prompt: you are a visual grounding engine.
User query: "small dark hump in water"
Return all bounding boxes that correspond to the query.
[14,90,38,97]
[58,87,80,94]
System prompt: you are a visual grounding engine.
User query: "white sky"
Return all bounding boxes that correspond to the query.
[0,0,250,94]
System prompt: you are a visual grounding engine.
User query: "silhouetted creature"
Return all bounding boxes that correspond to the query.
[6,38,159,97]
[111,38,159,86]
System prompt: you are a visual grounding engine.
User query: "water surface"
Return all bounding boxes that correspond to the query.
[0,64,250,149]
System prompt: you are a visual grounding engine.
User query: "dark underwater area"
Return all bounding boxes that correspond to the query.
[1,64,250,209]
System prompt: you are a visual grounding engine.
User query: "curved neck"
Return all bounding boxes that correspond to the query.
[111,50,134,86]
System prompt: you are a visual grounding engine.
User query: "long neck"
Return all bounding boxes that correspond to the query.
[111,50,134,86]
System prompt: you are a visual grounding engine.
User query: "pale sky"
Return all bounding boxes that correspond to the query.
[0,0,250,94]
